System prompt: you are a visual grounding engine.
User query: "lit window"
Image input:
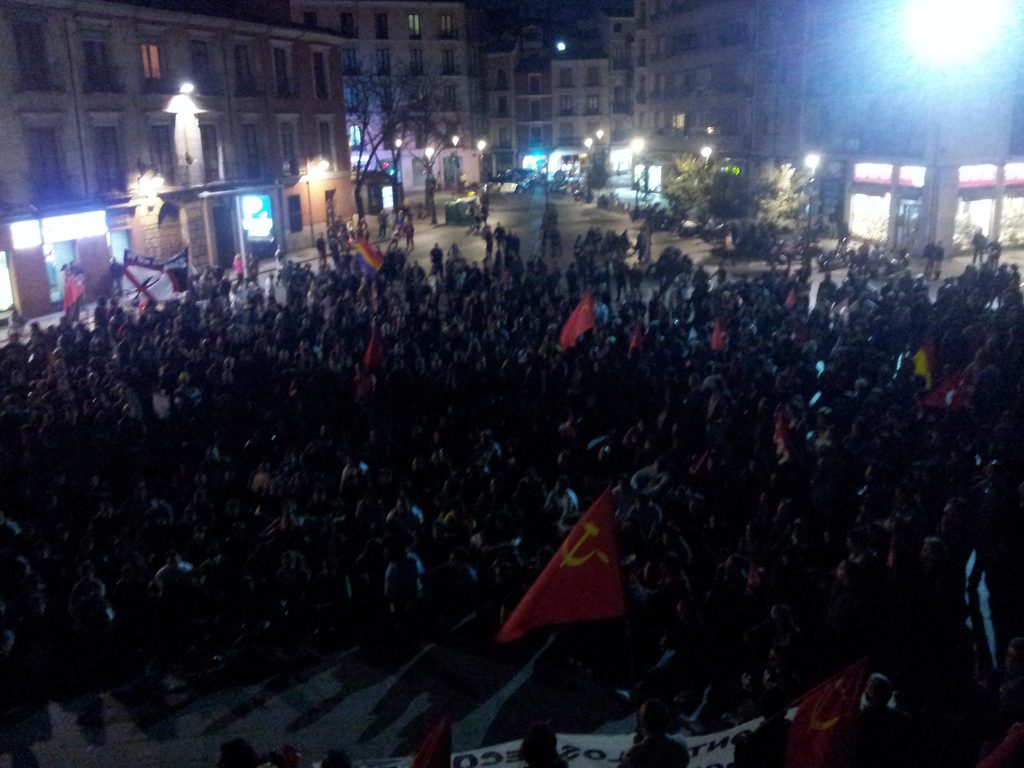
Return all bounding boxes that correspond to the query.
[408,14,421,39]
[141,43,161,79]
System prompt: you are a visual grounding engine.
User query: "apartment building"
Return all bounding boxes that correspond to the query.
[290,0,485,201]
[635,0,1024,251]
[0,0,353,319]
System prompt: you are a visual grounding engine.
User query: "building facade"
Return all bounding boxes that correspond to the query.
[289,0,484,205]
[0,0,354,319]
[634,0,1024,252]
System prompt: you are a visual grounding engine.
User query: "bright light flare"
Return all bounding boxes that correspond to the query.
[904,0,1012,66]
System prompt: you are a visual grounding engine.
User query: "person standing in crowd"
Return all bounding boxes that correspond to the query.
[403,217,415,250]
[972,229,988,265]
[316,233,328,272]
[430,243,444,277]
[232,252,245,282]
[378,209,390,241]
[622,699,690,768]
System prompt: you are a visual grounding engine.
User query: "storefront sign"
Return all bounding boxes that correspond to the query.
[958,164,997,188]
[898,165,926,188]
[241,195,274,239]
[1004,163,1024,186]
[9,220,42,249]
[853,163,893,185]
[40,211,107,243]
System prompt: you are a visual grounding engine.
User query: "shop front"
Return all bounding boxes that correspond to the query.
[847,162,927,248]
[954,164,999,250]
[1001,163,1024,246]
[2,209,122,318]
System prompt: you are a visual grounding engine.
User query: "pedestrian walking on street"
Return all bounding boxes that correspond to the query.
[404,219,415,250]
[482,222,494,260]
[378,210,389,240]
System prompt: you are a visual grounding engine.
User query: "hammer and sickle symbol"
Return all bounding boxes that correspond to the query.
[560,522,610,567]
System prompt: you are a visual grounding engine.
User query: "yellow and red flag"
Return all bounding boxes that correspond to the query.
[356,238,384,272]
[496,489,625,642]
[913,341,937,390]
[784,658,870,768]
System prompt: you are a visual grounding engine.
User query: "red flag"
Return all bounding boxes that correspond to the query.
[921,371,970,410]
[63,270,85,313]
[362,324,385,370]
[774,412,794,459]
[497,489,625,642]
[559,294,596,349]
[410,716,452,768]
[785,288,797,309]
[978,723,1024,768]
[784,658,870,768]
[628,323,646,355]
[710,319,727,351]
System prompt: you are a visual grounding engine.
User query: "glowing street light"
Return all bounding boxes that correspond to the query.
[451,135,460,147]
[395,138,403,149]
[631,137,645,155]
[596,129,604,141]
[424,146,435,161]
[179,82,195,95]
[904,0,1011,67]
[584,137,593,149]
[476,139,487,151]
[700,145,713,163]
[556,40,566,52]
[804,153,821,174]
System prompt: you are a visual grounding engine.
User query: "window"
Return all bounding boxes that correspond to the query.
[559,95,573,115]
[441,49,456,75]
[273,47,291,97]
[279,122,298,175]
[586,94,600,114]
[12,21,50,89]
[376,49,391,75]
[148,124,175,182]
[530,100,541,120]
[443,84,457,110]
[288,194,303,232]
[242,123,261,178]
[497,95,508,116]
[141,43,162,80]
[312,51,329,99]
[529,74,541,94]
[93,126,124,192]
[558,69,572,88]
[303,11,318,26]
[407,14,421,39]
[234,44,256,95]
[439,13,454,38]
[25,127,63,197]
[498,126,510,147]
[348,124,362,151]
[199,123,220,182]
[339,12,356,37]
[558,122,573,141]
[375,13,389,39]
[410,49,424,75]
[529,126,542,144]
[496,69,508,89]
[342,49,359,75]
[586,67,600,86]
[190,40,215,91]
[671,112,686,130]
[82,35,112,91]
[318,120,335,166]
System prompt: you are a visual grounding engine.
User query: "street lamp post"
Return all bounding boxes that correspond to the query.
[393,138,404,207]
[700,145,713,166]
[631,137,646,212]
[424,146,437,225]
[583,136,593,182]
[450,135,460,197]
[804,152,821,244]
[477,139,487,185]
[299,158,330,247]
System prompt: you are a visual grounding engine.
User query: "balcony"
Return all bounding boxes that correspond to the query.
[235,80,261,97]
[558,108,574,117]
[612,102,631,114]
[584,107,601,116]
[556,135,578,146]
[438,29,459,40]
[441,66,461,76]
[611,58,631,70]
[142,78,177,95]
[82,68,122,94]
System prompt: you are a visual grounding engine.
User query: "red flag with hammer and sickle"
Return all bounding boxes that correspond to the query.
[784,658,870,768]
[496,489,625,642]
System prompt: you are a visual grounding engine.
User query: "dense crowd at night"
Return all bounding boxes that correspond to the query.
[1,234,1023,767]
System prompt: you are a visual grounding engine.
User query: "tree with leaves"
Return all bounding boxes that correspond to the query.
[585,148,609,191]
[661,155,715,219]
[753,163,808,230]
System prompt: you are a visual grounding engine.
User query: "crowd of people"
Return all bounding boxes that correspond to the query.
[1,216,1023,768]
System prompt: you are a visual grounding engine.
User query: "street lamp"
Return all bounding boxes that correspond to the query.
[477,139,487,183]
[596,129,604,141]
[631,137,647,211]
[584,137,593,150]
[424,146,438,224]
[804,153,821,243]
[700,145,713,164]
[299,159,330,247]
[392,138,404,206]
[904,0,1011,67]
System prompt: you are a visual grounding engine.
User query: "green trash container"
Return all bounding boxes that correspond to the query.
[444,201,467,226]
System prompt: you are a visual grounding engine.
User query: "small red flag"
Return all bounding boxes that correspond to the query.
[978,723,1024,768]
[710,319,727,351]
[411,716,452,768]
[559,294,596,349]
[362,324,385,370]
[785,288,797,309]
[784,658,870,768]
[921,371,970,410]
[63,270,85,313]
[628,323,646,355]
[497,489,625,642]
